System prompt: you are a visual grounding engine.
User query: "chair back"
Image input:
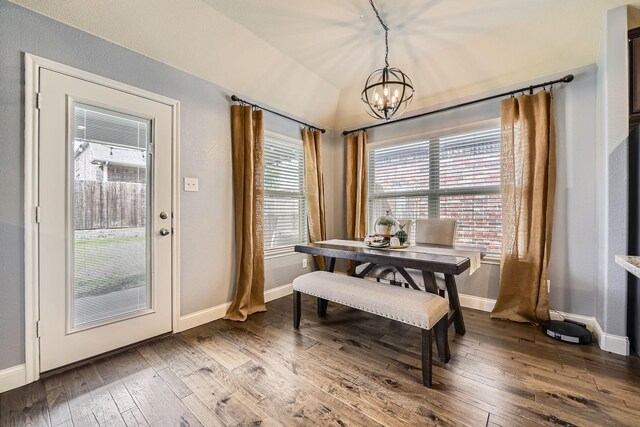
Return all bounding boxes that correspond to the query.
[415,219,457,245]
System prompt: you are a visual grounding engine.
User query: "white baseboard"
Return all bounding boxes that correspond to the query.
[553,311,596,330]
[593,319,630,356]
[458,293,496,312]
[0,364,26,393]
[456,294,631,356]
[176,283,293,332]
[265,283,294,301]
[177,302,231,332]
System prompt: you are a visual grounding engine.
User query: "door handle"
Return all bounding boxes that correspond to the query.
[160,228,171,236]
[159,211,169,219]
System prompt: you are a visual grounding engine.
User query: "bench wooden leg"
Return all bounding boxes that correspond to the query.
[435,315,450,363]
[421,329,433,387]
[293,291,301,329]
[317,299,328,317]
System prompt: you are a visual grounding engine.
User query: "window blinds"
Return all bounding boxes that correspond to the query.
[263,137,307,255]
[369,127,502,253]
[75,103,148,151]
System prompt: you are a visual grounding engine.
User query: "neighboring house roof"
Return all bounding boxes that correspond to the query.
[75,141,146,168]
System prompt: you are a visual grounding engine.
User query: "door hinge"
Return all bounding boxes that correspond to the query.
[35,206,41,223]
[36,320,41,338]
[35,92,42,110]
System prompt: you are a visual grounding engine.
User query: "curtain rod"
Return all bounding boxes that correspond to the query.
[342,74,574,136]
[230,95,326,133]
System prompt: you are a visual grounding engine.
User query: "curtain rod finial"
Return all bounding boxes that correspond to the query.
[231,94,239,102]
[562,74,574,83]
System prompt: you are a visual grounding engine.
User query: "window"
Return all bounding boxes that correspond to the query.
[368,126,502,254]
[263,134,307,256]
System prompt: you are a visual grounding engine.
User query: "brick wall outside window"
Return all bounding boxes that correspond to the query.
[368,127,502,254]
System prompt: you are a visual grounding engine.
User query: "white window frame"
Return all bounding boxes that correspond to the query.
[368,119,502,263]
[263,130,307,258]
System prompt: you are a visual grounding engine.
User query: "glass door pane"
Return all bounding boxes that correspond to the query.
[71,103,152,329]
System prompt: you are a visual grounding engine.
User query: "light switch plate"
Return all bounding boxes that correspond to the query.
[184,177,199,192]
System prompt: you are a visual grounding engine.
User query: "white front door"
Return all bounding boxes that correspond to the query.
[38,68,174,372]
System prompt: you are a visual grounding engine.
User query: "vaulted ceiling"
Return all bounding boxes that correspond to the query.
[12,0,639,129]
[204,0,635,127]
[205,0,627,89]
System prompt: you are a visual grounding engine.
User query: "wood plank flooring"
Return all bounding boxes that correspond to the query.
[2,294,640,426]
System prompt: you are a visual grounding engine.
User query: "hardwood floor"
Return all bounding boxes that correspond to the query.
[2,294,640,426]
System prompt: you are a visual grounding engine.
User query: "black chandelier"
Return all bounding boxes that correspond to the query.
[361,0,414,121]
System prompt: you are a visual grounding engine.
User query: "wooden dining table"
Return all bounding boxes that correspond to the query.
[294,239,485,335]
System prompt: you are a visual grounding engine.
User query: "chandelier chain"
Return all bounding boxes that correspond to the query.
[368,0,389,68]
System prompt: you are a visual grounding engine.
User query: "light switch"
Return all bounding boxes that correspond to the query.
[184,177,199,192]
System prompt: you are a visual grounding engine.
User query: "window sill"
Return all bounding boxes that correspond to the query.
[264,248,304,260]
[481,255,501,266]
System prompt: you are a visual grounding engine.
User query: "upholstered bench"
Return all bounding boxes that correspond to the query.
[292,271,450,387]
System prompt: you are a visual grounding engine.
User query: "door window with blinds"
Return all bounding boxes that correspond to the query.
[263,134,307,255]
[369,125,502,254]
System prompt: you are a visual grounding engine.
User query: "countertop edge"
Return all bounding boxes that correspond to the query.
[615,255,640,279]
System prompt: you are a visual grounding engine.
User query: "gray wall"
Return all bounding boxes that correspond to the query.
[0,1,329,369]
[362,65,599,315]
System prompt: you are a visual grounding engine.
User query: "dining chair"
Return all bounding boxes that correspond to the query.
[364,219,458,295]
[408,219,458,294]
[415,219,457,246]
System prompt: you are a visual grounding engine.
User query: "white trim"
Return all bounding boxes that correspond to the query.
[264,246,313,260]
[264,129,303,146]
[593,319,630,356]
[551,312,631,356]
[176,284,294,332]
[26,54,179,107]
[480,255,501,266]
[553,311,596,330]
[455,293,599,331]
[173,288,634,357]
[24,53,40,384]
[177,303,231,333]
[0,365,26,394]
[265,283,295,301]
[171,101,181,334]
[455,293,631,356]
[458,293,496,312]
[367,118,501,149]
[24,54,181,384]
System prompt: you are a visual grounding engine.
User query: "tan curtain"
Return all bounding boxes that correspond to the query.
[224,105,267,321]
[302,128,327,270]
[491,91,556,323]
[346,131,369,240]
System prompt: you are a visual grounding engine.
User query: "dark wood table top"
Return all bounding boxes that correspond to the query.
[294,239,485,275]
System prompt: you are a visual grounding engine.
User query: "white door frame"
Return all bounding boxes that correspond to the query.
[24,53,181,383]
